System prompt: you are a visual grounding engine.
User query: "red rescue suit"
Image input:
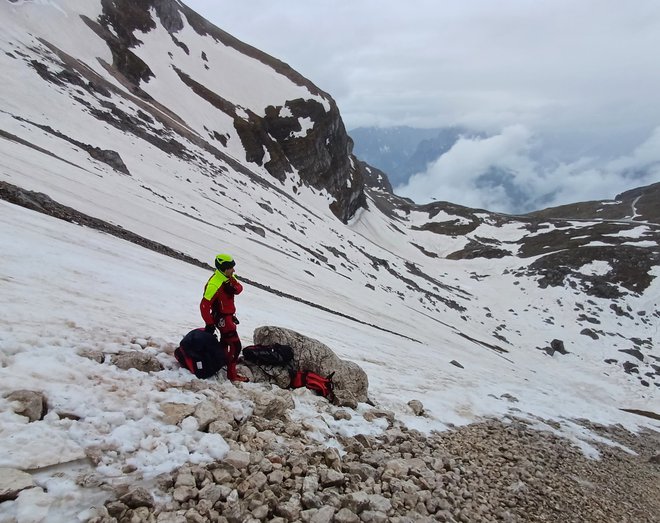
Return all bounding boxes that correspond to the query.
[200,271,246,381]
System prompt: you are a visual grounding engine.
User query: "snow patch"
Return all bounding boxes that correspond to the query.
[577,260,611,276]
[290,117,313,138]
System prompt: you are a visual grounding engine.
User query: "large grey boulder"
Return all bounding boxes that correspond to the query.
[251,326,369,403]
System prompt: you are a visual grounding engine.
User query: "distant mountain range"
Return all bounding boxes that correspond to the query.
[349,126,480,186]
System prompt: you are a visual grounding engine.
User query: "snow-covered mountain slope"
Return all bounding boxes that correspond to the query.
[0,0,658,519]
[2,187,658,521]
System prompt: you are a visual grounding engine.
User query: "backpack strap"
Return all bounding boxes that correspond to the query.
[289,369,306,388]
[295,370,335,400]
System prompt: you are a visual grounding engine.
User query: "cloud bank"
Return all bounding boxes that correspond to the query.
[184,0,660,212]
[396,126,660,213]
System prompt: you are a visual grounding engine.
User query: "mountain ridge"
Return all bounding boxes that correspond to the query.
[525,181,660,224]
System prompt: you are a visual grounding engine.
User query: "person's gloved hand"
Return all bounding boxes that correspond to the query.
[232,315,240,325]
[204,324,216,333]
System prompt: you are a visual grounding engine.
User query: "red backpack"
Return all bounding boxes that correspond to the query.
[290,370,335,401]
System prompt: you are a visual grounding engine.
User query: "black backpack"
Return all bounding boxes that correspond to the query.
[242,344,294,366]
[175,329,226,379]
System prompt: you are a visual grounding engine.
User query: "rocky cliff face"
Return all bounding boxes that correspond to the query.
[92,0,366,222]
[232,97,366,222]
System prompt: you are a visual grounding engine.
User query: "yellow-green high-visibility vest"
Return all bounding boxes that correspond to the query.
[203,270,230,301]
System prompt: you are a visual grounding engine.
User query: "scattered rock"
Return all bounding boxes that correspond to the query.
[342,491,370,514]
[224,450,251,469]
[309,505,336,523]
[543,339,569,356]
[119,487,154,509]
[366,494,392,513]
[208,419,235,438]
[0,468,35,501]
[5,390,47,422]
[275,500,301,521]
[619,348,644,362]
[111,351,163,372]
[250,390,294,419]
[580,328,599,340]
[160,403,196,425]
[335,508,360,523]
[78,348,105,363]
[381,459,410,480]
[450,360,464,369]
[320,468,345,487]
[500,393,519,403]
[623,362,639,374]
[407,399,424,416]
[332,409,352,421]
[551,339,568,355]
[88,411,660,523]
[193,399,233,431]
[362,409,395,425]
[88,148,130,175]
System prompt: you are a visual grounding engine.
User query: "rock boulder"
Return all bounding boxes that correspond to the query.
[5,390,47,422]
[251,326,369,403]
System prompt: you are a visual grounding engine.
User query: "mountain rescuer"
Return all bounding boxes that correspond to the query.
[200,254,248,382]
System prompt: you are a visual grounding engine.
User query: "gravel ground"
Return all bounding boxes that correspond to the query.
[87,386,660,523]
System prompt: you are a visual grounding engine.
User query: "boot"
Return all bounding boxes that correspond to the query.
[227,361,249,382]
[225,343,248,382]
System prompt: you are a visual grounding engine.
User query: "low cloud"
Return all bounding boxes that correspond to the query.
[396,126,660,213]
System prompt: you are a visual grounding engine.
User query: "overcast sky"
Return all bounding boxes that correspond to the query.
[183,0,660,213]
